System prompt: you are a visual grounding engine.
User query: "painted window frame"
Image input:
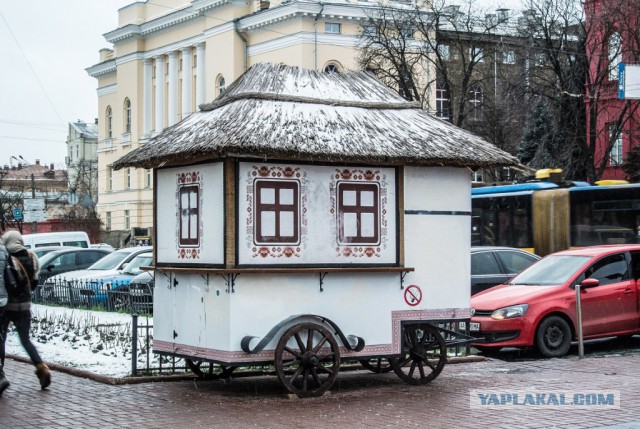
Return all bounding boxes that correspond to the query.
[337,182,380,245]
[609,123,623,165]
[325,22,341,34]
[468,84,484,121]
[106,106,113,138]
[254,179,300,245]
[124,98,132,134]
[503,50,516,65]
[179,184,200,246]
[435,80,450,120]
[608,31,622,81]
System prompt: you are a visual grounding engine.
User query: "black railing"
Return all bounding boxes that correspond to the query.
[130,314,188,376]
[33,278,154,314]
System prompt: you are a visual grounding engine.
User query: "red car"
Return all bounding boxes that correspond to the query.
[470,245,640,357]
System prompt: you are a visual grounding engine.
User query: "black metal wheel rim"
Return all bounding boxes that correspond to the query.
[390,324,446,385]
[275,322,340,398]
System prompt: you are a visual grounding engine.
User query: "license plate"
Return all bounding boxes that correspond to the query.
[470,322,480,332]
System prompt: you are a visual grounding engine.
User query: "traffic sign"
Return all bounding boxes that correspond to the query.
[24,210,47,222]
[404,285,422,307]
[23,198,45,211]
[13,207,23,220]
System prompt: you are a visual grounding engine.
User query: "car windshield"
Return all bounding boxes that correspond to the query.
[507,255,591,286]
[123,255,153,275]
[88,251,133,270]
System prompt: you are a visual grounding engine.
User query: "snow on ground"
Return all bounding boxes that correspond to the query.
[5,304,152,378]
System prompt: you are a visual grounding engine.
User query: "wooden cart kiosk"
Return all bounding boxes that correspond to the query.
[113,63,519,397]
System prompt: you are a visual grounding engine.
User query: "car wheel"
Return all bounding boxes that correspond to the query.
[535,316,571,358]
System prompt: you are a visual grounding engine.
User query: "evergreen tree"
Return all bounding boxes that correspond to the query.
[623,144,640,182]
[517,102,553,166]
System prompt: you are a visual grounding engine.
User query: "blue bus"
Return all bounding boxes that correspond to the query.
[471,182,640,256]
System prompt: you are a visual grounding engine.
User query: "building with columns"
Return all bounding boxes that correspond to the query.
[86,0,436,241]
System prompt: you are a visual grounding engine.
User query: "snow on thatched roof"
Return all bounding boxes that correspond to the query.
[113,63,519,170]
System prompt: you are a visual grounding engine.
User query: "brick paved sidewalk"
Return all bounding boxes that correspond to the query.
[1,352,639,429]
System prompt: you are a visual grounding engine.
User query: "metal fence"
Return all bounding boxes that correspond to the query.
[31,282,472,377]
[33,278,153,315]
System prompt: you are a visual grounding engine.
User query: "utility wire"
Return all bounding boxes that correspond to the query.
[0,10,65,124]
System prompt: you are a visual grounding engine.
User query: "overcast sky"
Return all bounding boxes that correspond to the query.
[0,0,130,169]
[0,0,522,171]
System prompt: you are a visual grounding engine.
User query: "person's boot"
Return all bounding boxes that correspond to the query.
[0,368,10,396]
[35,363,51,389]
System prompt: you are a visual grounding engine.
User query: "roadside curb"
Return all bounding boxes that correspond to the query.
[7,353,486,385]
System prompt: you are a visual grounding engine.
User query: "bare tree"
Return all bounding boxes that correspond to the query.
[0,170,27,233]
[357,0,530,167]
[517,0,640,181]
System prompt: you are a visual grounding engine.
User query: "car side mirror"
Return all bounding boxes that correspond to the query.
[46,264,54,271]
[581,278,599,288]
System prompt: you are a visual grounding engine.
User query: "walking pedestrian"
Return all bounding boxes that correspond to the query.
[0,240,11,395]
[0,230,51,394]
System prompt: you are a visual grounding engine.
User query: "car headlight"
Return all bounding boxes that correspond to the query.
[491,304,529,320]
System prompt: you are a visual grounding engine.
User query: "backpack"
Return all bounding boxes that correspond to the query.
[6,256,29,292]
[2,252,16,307]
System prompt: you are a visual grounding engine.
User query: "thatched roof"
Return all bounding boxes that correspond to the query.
[113,63,519,170]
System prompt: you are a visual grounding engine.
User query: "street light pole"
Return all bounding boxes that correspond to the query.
[31,173,37,233]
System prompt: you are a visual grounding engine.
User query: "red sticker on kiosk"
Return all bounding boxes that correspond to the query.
[404,285,422,306]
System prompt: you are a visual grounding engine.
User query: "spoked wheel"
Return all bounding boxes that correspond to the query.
[359,358,393,373]
[275,322,340,398]
[185,359,235,379]
[390,324,447,385]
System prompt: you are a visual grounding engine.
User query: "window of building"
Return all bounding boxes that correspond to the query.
[126,168,132,189]
[468,84,484,121]
[469,47,484,63]
[435,81,450,120]
[179,58,183,71]
[400,26,414,39]
[362,25,376,37]
[106,106,112,138]
[337,182,380,245]
[438,44,451,61]
[76,145,79,158]
[609,123,623,165]
[179,184,199,245]
[124,98,131,133]
[325,22,341,34]
[106,212,111,231]
[324,63,339,73]
[503,50,516,65]
[146,169,152,188]
[472,169,484,182]
[193,54,197,67]
[608,31,622,80]
[124,210,130,231]
[254,180,299,244]
[217,75,226,95]
[107,166,113,191]
[535,52,547,67]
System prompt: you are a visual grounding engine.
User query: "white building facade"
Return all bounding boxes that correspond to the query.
[87,0,435,239]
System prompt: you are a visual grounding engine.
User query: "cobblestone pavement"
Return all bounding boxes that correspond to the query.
[1,338,639,429]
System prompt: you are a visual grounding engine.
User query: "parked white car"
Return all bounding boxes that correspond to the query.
[43,246,152,284]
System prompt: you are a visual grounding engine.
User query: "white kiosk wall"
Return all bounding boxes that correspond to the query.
[155,163,225,265]
[237,162,398,266]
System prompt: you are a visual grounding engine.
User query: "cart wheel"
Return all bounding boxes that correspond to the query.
[390,324,447,385]
[186,359,235,379]
[275,322,340,398]
[359,358,393,373]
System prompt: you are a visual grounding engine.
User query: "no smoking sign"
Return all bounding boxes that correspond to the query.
[404,285,422,307]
